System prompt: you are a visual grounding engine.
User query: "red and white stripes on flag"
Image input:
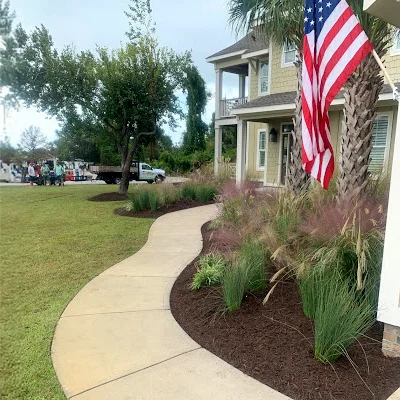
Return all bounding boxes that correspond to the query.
[302,0,373,189]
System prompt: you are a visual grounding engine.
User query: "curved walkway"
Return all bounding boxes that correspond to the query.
[52,204,290,400]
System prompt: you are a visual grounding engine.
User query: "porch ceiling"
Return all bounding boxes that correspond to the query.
[222,64,249,76]
[364,0,400,28]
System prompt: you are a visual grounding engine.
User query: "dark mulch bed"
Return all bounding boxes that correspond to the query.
[170,223,400,400]
[114,199,214,219]
[88,192,129,202]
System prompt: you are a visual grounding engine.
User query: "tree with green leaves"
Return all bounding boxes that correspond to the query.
[182,65,209,154]
[19,126,47,154]
[1,23,191,194]
[0,135,15,163]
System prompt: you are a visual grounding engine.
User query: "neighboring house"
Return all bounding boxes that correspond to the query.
[207,31,400,185]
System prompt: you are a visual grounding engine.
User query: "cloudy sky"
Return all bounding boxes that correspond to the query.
[2,0,242,146]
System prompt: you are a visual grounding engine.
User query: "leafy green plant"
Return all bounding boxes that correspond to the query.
[239,240,268,292]
[222,260,247,312]
[191,253,226,290]
[313,273,376,363]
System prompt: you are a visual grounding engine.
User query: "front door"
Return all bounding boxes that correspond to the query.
[280,124,294,185]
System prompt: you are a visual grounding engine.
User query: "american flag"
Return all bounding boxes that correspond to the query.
[301,0,373,189]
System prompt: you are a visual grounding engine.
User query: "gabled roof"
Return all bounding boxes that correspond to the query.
[234,83,400,110]
[206,31,268,62]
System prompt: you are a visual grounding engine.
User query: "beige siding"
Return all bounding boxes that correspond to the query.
[249,66,258,101]
[383,52,400,84]
[247,122,266,180]
[269,42,297,94]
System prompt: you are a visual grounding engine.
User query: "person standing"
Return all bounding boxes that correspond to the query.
[42,163,50,185]
[28,162,36,188]
[55,161,64,186]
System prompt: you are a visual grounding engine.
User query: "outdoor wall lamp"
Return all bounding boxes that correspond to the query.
[269,127,278,142]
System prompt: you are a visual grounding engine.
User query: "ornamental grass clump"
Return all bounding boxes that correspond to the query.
[148,191,160,211]
[191,253,226,290]
[239,240,268,292]
[313,272,376,363]
[195,183,217,202]
[181,183,197,201]
[222,260,247,312]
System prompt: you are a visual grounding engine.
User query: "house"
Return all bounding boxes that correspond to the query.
[207,31,400,185]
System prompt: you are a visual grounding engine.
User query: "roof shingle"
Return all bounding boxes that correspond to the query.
[207,31,268,60]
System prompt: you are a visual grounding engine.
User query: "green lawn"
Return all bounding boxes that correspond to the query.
[0,184,153,400]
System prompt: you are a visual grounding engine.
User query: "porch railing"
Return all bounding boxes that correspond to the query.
[219,97,248,118]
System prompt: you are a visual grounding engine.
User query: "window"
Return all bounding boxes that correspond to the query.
[393,29,400,55]
[141,164,152,170]
[369,115,390,173]
[259,61,269,94]
[282,42,296,65]
[258,130,266,169]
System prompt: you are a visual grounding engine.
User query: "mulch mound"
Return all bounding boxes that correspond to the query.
[114,199,214,219]
[170,223,400,400]
[88,192,129,202]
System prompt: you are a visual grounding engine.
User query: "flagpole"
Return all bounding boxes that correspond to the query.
[371,49,400,102]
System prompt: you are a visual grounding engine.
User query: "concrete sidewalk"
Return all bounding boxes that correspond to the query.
[51,204,291,400]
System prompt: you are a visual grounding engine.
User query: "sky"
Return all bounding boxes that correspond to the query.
[1,0,243,147]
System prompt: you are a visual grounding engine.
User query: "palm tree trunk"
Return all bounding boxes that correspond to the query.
[286,58,308,193]
[337,48,386,201]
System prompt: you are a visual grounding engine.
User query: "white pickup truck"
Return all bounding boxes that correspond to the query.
[90,162,166,185]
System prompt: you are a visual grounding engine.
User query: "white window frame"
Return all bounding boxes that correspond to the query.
[369,111,393,175]
[258,58,270,96]
[256,129,267,171]
[281,42,296,67]
[391,29,400,56]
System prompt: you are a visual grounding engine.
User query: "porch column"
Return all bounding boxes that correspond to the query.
[214,125,222,176]
[263,123,270,186]
[215,69,223,119]
[378,105,400,357]
[239,75,246,98]
[236,118,247,184]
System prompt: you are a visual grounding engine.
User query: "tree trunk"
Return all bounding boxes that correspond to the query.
[337,49,386,201]
[118,157,132,195]
[117,139,133,195]
[286,59,308,193]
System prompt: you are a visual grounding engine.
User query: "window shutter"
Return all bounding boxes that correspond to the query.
[369,116,389,173]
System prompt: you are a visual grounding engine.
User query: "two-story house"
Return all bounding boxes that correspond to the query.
[207,31,400,185]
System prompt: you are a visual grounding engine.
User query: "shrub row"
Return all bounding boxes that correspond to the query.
[125,182,217,213]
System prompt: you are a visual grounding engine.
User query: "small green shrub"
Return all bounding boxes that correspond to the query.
[314,273,375,363]
[239,241,268,292]
[195,184,217,202]
[181,183,197,201]
[191,253,226,290]
[222,261,247,312]
[148,191,160,211]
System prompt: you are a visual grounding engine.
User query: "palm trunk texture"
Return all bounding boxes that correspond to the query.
[286,59,308,194]
[337,43,388,200]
